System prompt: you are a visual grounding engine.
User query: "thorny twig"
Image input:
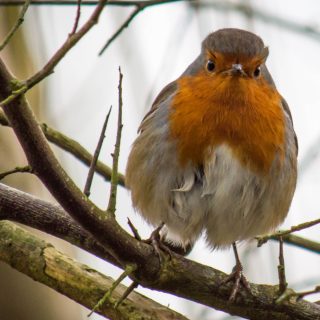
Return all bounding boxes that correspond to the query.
[127,218,141,240]
[106,68,123,216]
[84,106,112,197]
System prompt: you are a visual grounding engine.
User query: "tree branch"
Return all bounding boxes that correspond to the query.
[0,109,125,186]
[0,165,32,180]
[107,68,122,216]
[0,54,159,276]
[1,182,320,319]
[0,0,31,51]
[0,183,119,266]
[275,233,320,255]
[0,220,189,320]
[84,106,112,197]
[257,218,320,247]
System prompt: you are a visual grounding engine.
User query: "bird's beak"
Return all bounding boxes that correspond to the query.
[231,63,246,76]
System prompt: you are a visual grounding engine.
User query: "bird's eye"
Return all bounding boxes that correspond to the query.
[206,60,215,72]
[254,66,261,78]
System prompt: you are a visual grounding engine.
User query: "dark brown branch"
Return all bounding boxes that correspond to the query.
[0,183,119,266]
[0,109,125,186]
[0,221,189,320]
[1,182,320,319]
[70,0,82,34]
[0,0,112,107]
[0,0,31,51]
[0,57,156,274]
[84,106,112,197]
[99,5,141,55]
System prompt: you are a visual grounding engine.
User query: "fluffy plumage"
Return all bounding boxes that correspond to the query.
[126,28,297,252]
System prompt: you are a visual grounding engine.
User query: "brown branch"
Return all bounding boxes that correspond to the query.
[0,0,110,107]
[0,56,155,273]
[0,0,31,51]
[0,221,189,320]
[1,182,320,319]
[107,68,122,216]
[2,0,320,46]
[0,109,125,186]
[257,218,320,246]
[0,182,119,266]
[0,165,32,180]
[99,5,141,55]
[84,106,112,197]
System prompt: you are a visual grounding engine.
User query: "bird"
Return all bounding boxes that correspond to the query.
[125,28,298,301]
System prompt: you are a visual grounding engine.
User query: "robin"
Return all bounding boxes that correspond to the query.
[126,28,298,300]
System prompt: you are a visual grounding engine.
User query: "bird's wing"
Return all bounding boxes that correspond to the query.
[281,96,298,155]
[138,80,178,133]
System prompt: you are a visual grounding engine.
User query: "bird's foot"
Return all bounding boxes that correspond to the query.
[221,263,251,302]
[142,222,172,262]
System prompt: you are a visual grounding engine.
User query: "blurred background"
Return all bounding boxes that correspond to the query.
[0,0,320,319]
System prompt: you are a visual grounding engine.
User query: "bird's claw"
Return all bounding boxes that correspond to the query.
[142,222,172,262]
[221,264,251,302]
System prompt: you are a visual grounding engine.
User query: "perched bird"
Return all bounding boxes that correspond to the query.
[126,28,297,300]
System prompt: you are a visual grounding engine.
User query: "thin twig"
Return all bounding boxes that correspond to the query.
[99,5,140,55]
[88,264,137,317]
[114,281,139,308]
[277,285,320,304]
[0,109,125,186]
[70,0,82,35]
[274,233,320,255]
[0,0,31,51]
[127,218,141,241]
[106,68,123,217]
[257,218,320,246]
[0,165,32,180]
[0,0,108,107]
[278,236,287,295]
[99,0,179,54]
[84,106,112,197]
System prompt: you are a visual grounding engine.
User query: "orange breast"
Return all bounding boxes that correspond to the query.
[169,71,285,174]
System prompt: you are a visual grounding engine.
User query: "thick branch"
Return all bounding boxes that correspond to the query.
[0,221,189,320]
[0,183,119,266]
[1,183,320,319]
